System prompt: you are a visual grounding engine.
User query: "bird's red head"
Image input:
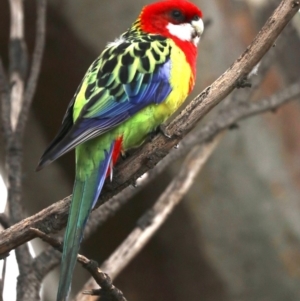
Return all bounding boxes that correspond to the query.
[140,0,203,44]
[139,0,203,75]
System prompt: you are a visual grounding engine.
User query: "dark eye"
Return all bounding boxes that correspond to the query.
[171,9,184,22]
[192,15,200,21]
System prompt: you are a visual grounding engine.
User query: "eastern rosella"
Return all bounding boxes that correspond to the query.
[37,0,204,300]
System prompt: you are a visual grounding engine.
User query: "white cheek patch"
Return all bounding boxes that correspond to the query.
[166,21,203,46]
[166,23,194,42]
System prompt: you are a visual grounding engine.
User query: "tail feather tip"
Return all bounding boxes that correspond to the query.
[36,158,52,171]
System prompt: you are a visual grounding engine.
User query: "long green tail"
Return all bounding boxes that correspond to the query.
[57,145,114,301]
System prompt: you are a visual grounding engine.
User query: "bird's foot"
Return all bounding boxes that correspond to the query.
[148,124,172,141]
[228,123,239,130]
[235,76,252,89]
[159,124,172,139]
[120,150,127,160]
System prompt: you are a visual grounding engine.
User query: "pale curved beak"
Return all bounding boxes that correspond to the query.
[191,18,204,38]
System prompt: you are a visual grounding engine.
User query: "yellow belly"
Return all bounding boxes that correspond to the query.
[120,40,194,149]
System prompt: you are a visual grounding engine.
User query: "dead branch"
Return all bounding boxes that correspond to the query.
[0,258,6,301]
[0,58,11,140]
[30,228,127,301]
[7,0,32,284]
[17,0,46,134]
[0,214,10,230]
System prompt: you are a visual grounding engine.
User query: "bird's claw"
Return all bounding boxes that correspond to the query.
[159,124,172,139]
[148,124,172,141]
[235,76,252,89]
[229,123,239,130]
[120,151,127,160]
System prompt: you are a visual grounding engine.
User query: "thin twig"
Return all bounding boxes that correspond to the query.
[8,0,27,132]
[0,213,10,230]
[17,0,47,135]
[30,228,127,301]
[7,0,26,223]
[0,258,7,301]
[30,228,63,251]
[32,247,61,280]
[7,0,33,287]
[80,261,127,301]
[0,58,12,140]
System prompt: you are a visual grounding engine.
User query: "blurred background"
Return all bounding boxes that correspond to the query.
[1,0,300,300]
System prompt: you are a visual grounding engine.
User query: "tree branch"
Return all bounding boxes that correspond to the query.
[0,213,10,230]
[8,0,27,132]
[31,228,127,301]
[0,57,12,140]
[0,258,6,301]
[17,0,46,135]
[7,0,32,284]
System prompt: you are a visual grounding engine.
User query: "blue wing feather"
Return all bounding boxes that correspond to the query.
[37,38,172,169]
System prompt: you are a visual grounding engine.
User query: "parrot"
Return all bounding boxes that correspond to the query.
[37,0,204,300]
